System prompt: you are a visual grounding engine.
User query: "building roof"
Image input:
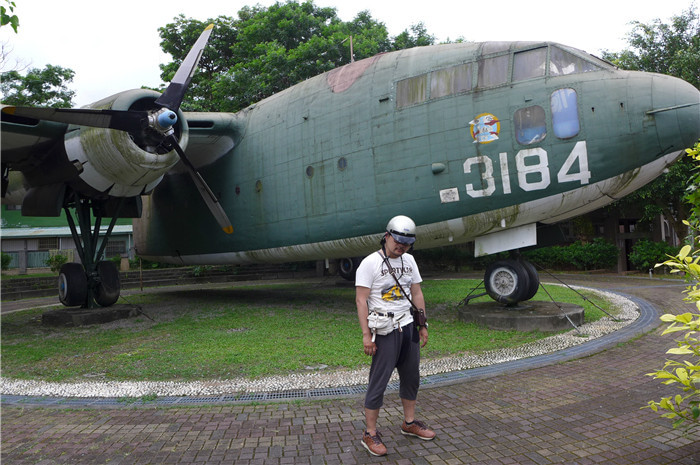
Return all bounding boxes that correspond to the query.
[0,225,133,239]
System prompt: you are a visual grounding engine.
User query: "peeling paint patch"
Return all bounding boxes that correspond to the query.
[326,55,382,93]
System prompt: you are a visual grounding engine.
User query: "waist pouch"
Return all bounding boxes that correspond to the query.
[367,310,407,341]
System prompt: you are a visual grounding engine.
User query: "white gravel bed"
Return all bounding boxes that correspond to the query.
[1,286,639,398]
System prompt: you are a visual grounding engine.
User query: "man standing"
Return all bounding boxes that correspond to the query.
[355,215,436,457]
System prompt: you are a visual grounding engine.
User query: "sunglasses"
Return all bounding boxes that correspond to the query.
[389,232,416,245]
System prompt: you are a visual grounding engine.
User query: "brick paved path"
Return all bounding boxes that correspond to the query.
[2,276,699,464]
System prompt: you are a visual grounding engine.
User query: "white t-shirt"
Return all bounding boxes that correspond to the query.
[355,250,422,324]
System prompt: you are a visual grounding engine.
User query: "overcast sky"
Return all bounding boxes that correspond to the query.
[1,0,696,106]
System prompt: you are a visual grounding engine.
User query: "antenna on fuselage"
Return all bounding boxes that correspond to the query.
[341,35,355,63]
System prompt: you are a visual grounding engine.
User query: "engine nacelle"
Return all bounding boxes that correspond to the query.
[64,89,189,197]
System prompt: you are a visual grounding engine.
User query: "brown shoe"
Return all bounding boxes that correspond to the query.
[400,420,436,440]
[361,429,387,456]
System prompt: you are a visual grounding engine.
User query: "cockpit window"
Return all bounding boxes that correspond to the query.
[513,48,547,82]
[477,55,509,88]
[550,47,601,76]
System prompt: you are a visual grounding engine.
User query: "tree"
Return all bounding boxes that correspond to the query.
[0,65,75,107]
[158,14,239,112]
[391,22,435,50]
[158,1,436,112]
[602,5,699,89]
[602,6,700,242]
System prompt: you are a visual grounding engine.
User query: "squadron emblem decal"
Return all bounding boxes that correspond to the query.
[469,113,500,144]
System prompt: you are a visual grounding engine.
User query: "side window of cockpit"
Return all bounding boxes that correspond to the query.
[513,48,547,82]
[477,55,509,88]
[550,47,600,76]
[396,75,427,108]
[514,105,547,145]
[551,88,580,138]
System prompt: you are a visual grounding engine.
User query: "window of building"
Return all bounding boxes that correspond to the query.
[550,47,601,76]
[396,74,427,108]
[514,105,546,145]
[106,240,126,258]
[551,88,580,139]
[38,237,59,250]
[430,63,472,99]
[513,48,547,82]
[477,55,509,88]
[619,219,637,233]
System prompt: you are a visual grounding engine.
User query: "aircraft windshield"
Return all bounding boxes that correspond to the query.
[550,46,603,76]
[513,48,547,81]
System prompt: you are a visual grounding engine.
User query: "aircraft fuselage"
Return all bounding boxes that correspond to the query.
[132,41,699,264]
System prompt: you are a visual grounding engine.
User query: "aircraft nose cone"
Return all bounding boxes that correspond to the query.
[651,75,700,151]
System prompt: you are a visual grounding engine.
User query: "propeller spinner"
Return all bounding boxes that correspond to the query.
[0,24,233,234]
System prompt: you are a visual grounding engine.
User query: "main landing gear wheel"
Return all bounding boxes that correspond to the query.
[95,260,120,307]
[58,262,88,307]
[520,259,540,301]
[338,257,362,281]
[484,259,533,305]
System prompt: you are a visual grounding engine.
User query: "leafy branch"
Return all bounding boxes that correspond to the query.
[0,0,18,33]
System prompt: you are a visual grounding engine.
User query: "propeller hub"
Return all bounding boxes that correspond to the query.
[153,109,178,131]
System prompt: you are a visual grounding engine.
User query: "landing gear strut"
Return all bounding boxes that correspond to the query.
[60,191,122,308]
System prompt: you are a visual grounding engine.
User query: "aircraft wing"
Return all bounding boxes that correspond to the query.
[178,112,243,170]
[1,110,68,167]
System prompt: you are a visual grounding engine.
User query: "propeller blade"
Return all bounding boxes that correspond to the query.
[155,24,214,113]
[164,135,234,234]
[1,106,148,132]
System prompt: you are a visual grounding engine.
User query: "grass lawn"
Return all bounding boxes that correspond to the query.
[1,279,621,382]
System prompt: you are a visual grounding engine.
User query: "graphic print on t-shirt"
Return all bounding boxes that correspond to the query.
[382,284,404,302]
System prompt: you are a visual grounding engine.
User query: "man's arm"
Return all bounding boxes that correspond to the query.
[356,286,376,356]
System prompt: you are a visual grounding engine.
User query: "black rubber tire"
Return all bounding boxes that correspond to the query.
[338,257,362,281]
[58,262,88,307]
[520,259,540,301]
[484,259,531,305]
[95,260,120,307]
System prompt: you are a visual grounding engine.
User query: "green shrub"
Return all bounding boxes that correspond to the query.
[44,254,68,273]
[1,252,12,271]
[629,239,680,272]
[645,240,700,430]
[523,238,618,271]
[571,238,619,270]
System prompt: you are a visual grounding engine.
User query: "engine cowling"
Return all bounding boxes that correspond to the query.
[64,89,189,197]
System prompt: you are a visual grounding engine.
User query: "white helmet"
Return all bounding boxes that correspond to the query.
[386,215,416,245]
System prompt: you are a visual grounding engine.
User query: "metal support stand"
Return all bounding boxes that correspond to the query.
[457,280,488,306]
[530,263,620,322]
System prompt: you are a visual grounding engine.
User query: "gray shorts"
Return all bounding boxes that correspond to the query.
[364,322,420,410]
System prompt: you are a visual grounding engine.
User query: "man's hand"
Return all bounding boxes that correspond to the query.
[419,326,428,348]
[363,333,377,356]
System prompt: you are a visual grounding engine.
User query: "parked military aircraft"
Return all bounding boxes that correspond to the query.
[2,26,699,308]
